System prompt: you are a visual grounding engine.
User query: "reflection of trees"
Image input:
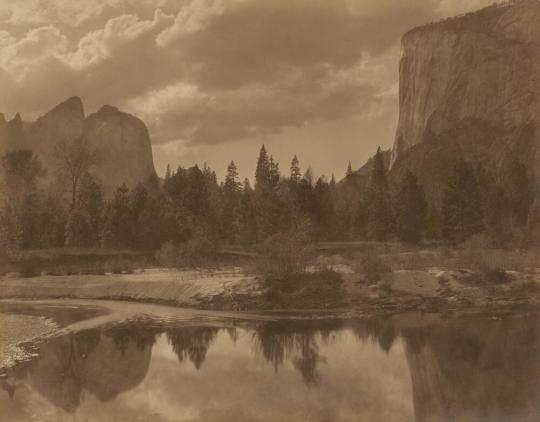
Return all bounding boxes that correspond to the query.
[253,323,335,387]
[166,327,219,370]
[292,334,326,387]
[403,314,540,422]
[352,318,397,353]
[106,324,159,354]
[226,327,239,344]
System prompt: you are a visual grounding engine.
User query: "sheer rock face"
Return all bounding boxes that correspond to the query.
[0,97,155,194]
[390,0,540,195]
[84,105,155,193]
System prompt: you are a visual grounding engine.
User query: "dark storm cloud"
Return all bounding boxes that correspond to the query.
[160,0,438,90]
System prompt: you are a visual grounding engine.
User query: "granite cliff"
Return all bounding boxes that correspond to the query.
[390,0,540,202]
[0,97,155,194]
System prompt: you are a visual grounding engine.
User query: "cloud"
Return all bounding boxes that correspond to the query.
[155,0,438,90]
[435,0,496,17]
[0,26,68,76]
[69,9,173,69]
[0,0,112,27]
[157,0,233,44]
[127,71,379,145]
[0,0,501,177]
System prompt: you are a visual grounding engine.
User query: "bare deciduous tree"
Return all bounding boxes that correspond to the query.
[54,137,100,211]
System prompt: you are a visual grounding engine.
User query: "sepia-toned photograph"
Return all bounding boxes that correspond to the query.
[1,1,539,421]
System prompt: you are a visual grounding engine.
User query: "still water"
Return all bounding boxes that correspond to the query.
[1,308,539,422]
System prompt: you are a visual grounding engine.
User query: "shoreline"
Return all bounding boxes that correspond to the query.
[2,264,539,318]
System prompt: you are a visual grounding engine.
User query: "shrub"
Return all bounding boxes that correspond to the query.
[155,241,178,268]
[103,257,140,274]
[18,257,42,277]
[458,236,538,274]
[480,269,510,284]
[176,233,217,267]
[155,232,218,268]
[356,250,391,283]
[256,226,314,280]
[263,269,346,309]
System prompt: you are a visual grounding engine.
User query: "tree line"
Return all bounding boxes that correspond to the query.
[0,143,537,252]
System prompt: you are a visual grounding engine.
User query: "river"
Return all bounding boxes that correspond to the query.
[0,301,539,422]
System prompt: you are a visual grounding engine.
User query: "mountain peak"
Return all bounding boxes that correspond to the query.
[45,96,85,120]
[9,112,22,127]
[98,105,120,116]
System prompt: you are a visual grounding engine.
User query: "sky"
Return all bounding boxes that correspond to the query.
[0,0,495,181]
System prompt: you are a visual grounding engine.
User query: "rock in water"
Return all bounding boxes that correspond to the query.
[390,0,540,202]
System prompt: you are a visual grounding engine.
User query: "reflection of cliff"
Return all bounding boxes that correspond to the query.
[22,325,156,412]
[403,315,540,422]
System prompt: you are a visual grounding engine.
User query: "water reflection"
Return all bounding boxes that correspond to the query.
[166,327,220,369]
[1,313,539,422]
[402,314,540,422]
[16,325,156,412]
[253,322,335,386]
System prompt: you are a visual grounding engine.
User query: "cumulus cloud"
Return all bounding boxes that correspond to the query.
[0,26,68,76]
[0,0,179,27]
[0,0,112,27]
[69,9,173,69]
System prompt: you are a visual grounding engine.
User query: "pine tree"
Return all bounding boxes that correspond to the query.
[238,179,258,244]
[525,200,540,248]
[442,159,484,244]
[290,155,301,183]
[483,185,511,247]
[505,157,535,228]
[346,161,353,178]
[101,184,133,248]
[65,208,93,248]
[425,204,442,240]
[223,161,242,240]
[330,174,336,188]
[366,148,392,241]
[313,177,334,239]
[224,161,241,195]
[147,171,159,190]
[269,155,280,188]
[255,145,270,189]
[185,165,210,219]
[165,164,171,180]
[395,171,427,244]
[77,173,104,247]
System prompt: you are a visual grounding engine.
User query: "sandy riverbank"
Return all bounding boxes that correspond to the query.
[2,263,540,316]
[0,268,260,307]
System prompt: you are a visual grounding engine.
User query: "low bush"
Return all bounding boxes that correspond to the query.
[256,226,314,280]
[155,232,219,268]
[263,269,346,309]
[458,237,539,274]
[18,257,42,277]
[103,257,141,274]
[155,241,178,268]
[356,250,392,283]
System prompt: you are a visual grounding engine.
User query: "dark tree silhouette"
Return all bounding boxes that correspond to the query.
[395,171,427,244]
